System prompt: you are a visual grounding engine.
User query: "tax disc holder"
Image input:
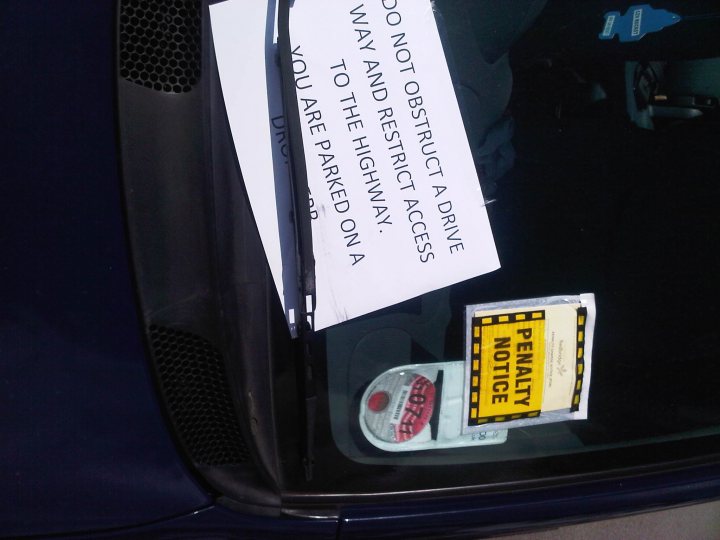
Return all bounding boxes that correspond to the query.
[359,361,507,452]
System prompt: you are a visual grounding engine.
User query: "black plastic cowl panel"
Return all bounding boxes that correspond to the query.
[116,0,290,511]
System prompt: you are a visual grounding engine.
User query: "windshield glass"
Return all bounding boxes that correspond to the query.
[274,0,720,494]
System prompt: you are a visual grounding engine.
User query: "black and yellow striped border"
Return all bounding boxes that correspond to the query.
[571,307,588,412]
[468,310,544,425]
[475,310,546,328]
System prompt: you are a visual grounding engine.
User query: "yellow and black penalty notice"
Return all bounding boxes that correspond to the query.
[464,294,595,432]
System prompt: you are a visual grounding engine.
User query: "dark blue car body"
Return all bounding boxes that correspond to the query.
[1,1,719,538]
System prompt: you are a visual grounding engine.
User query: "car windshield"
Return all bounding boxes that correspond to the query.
[272,0,720,495]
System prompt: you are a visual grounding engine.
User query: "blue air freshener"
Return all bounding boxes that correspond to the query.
[599,4,681,42]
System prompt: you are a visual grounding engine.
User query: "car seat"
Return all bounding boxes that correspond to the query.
[435,0,547,194]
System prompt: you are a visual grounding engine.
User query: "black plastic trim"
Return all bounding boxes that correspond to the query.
[116,0,286,509]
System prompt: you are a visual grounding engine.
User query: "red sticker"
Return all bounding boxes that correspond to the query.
[363,371,436,443]
[394,375,435,442]
[368,391,390,412]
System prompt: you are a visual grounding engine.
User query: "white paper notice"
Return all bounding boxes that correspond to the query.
[210,1,300,335]
[290,1,500,329]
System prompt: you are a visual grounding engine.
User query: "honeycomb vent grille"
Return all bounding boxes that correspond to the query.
[119,0,201,93]
[148,325,250,466]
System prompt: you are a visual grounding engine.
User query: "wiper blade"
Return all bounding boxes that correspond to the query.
[277,0,317,481]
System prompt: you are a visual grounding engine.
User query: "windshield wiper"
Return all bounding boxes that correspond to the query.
[277,0,317,482]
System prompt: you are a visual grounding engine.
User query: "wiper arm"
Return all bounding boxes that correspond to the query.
[277,0,317,482]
